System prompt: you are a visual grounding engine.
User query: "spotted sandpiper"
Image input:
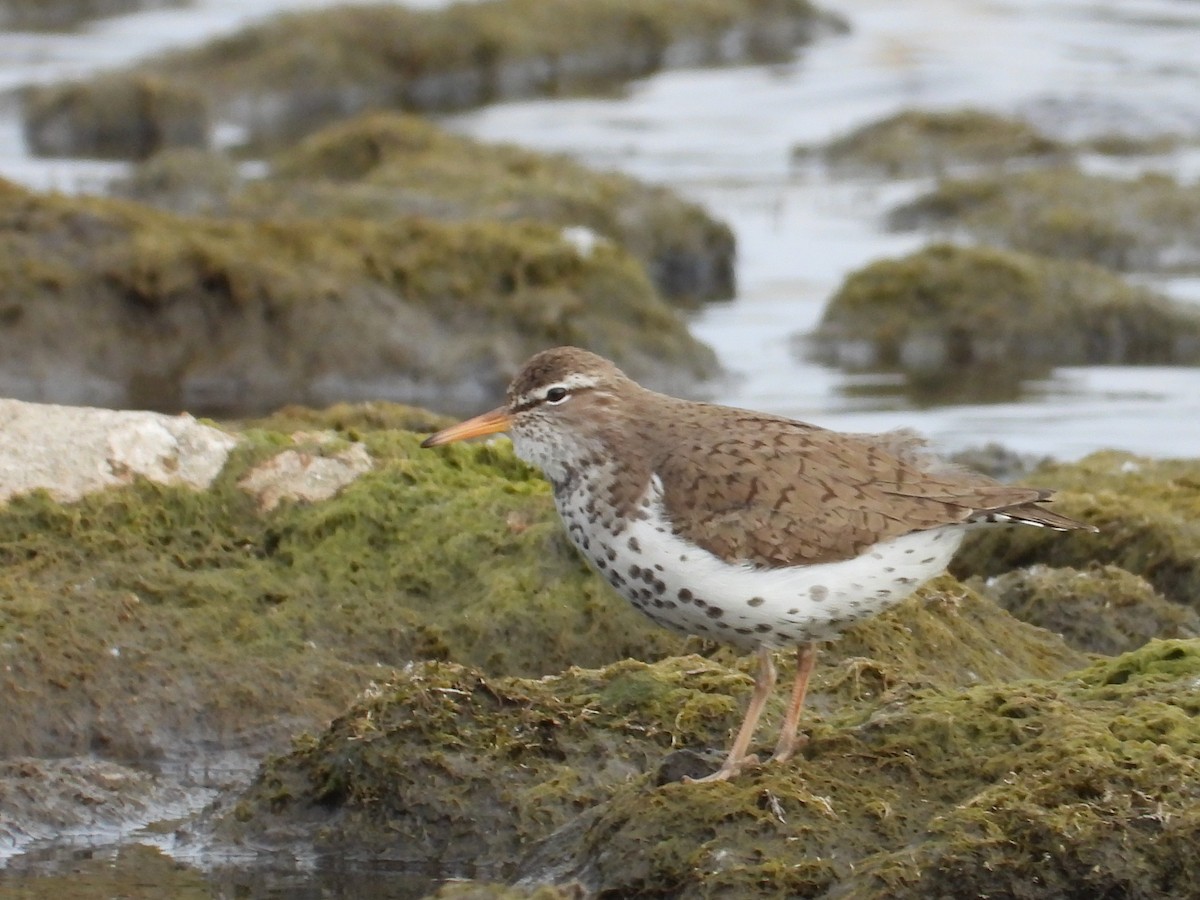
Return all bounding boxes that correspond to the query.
[422,347,1095,782]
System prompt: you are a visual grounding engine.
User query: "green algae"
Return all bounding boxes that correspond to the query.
[808,243,1200,392]
[976,564,1200,655]
[0,414,681,759]
[237,113,735,306]
[220,579,1086,876]
[954,450,1200,612]
[0,177,716,415]
[804,108,1068,177]
[889,167,1200,272]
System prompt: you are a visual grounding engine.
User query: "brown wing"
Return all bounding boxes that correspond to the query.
[649,410,1073,568]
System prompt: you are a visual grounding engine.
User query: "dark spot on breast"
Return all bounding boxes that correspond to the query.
[678,588,694,603]
[747,596,764,608]
[810,585,829,602]
[629,566,641,579]
[628,537,641,553]
[653,579,666,594]
[754,624,773,633]
[706,606,724,619]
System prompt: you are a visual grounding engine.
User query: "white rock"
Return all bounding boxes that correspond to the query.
[0,399,239,504]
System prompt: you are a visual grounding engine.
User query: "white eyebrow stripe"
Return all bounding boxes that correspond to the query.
[514,372,601,408]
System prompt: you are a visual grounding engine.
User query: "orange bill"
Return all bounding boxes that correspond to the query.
[420,406,513,448]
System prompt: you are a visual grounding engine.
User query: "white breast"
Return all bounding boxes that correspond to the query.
[558,474,964,650]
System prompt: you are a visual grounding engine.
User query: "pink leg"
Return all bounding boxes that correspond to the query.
[770,642,818,764]
[685,645,776,783]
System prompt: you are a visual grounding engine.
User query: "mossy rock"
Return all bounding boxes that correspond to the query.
[215,579,1086,871]
[0,413,687,759]
[807,243,1200,396]
[0,177,716,415]
[222,113,731,306]
[954,452,1200,616]
[21,73,209,161]
[889,168,1200,272]
[801,108,1068,177]
[974,564,1200,655]
[136,0,840,146]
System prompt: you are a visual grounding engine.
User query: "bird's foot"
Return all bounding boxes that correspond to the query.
[768,732,809,766]
[682,753,761,784]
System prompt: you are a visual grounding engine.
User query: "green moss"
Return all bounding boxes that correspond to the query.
[0,178,716,416]
[235,112,735,305]
[0,415,685,759]
[954,451,1200,613]
[976,564,1199,655]
[806,108,1067,177]
[809,243,1200,394]
[889,168,1200,272]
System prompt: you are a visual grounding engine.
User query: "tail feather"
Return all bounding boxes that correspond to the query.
[970,500,1097,533]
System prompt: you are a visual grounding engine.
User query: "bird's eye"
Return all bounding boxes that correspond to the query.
[545,386,569,404]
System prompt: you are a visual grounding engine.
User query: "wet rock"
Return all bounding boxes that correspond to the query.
[799,108,1068,177]
[135,0,844,147]
[0,757,201,860]
[0,399,237,503]
[889,168,1200,272]
[0,178,716,417]
[805,243,1200,398]
[975,564,1200,655]
[213,580,1086,875]
[22,74,209,160]
[954,450,1200,613]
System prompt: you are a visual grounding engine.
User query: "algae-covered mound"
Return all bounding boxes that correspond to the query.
[233,113,736,306]
[0,411,683,760]
[216,580,1086,874]
[807,243,1200,392]
[0,177,716,415]
[133,0,840,146]
[955,451,1200,615]
[22,73,209,160]
[889,168,1200,272]
[525,640,1200,899]
[976,564,1200,655]
[801,108,1068,177]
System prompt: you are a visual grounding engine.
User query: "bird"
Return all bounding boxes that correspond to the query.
[421,346,1095,782]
